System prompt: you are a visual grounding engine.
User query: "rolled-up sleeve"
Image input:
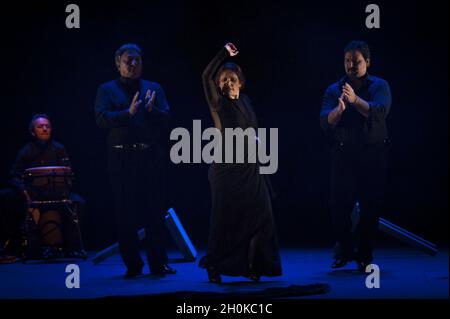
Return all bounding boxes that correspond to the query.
[368,79,392,121]
[320,85,337,131]
[95,84,130,128]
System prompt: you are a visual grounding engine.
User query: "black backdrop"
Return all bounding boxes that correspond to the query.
[0,0,448,250]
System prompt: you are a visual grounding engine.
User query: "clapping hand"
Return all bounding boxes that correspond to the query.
[144,89,156,112]
[128,91,142,115]
[338,93,346,113]
[342,83,357,104]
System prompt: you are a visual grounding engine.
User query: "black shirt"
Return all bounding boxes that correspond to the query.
[10,140,71,191]
[320,74,392,145]
[94,77,170,147]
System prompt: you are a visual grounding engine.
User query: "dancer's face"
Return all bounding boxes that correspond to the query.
[219,70,242,99]
[118,51,142,80]
[344,50,370,80]
[31,117,52,142]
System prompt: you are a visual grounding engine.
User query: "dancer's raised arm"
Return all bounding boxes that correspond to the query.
[201,43,238,110]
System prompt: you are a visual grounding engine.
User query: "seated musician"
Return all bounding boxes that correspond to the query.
[6,113,86,259]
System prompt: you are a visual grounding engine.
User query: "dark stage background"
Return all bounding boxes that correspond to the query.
[0,0,448,251]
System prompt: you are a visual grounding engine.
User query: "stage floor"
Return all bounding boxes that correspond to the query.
[0,246,448,299]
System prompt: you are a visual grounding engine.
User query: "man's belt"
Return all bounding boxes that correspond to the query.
[112,143,150,150]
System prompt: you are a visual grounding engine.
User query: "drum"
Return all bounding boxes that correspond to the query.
[23,166,73,200]
[38,210,63,247]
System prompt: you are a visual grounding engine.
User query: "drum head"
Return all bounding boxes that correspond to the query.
[24,166,73,176]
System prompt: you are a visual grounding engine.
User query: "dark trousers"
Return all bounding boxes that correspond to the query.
[330,141,389,262]
[108,146,168,272]
[0,188,25,252]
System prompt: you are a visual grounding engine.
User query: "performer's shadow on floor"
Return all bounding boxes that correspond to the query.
[218,280,283,287]
[327,269,365,276]
[108,274,172,281]
[21,258,88,265]
[327,269,389,277]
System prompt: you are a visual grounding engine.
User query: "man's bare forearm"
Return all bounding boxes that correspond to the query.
[328,106,344,126]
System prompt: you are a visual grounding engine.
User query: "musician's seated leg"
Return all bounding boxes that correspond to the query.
[0,188,26,257]
[62,193,86,258]
[69,193,85,223]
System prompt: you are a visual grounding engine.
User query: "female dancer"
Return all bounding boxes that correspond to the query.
[199,43,282,283]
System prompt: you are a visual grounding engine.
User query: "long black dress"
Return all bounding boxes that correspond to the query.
[199,47,282,277]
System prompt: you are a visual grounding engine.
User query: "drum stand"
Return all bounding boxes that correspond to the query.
[22,199,87,262]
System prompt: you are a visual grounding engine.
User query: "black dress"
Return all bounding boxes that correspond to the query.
[199,48,282,277]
